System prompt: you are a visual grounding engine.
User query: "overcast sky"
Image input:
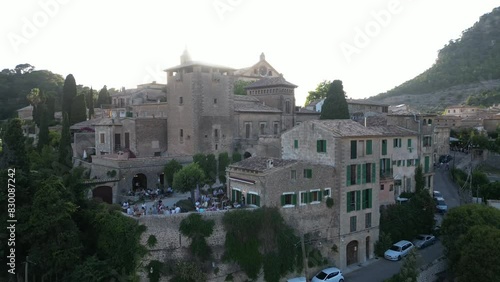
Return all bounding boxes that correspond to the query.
[1,0,498,105]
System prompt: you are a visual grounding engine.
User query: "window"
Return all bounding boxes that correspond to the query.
[260,123,266,135]
[358,140,365,157]
[245,123,251,139]
[380,184,384,190]
[291,170,297,180]
[407,139,412,148]
[346,164,358,186]
[407,159,412,166]
[323,188,331,198]
[365,213,372,228]
[285,100,291,114]
[389,184,394,191]
[350,216,357,232]
[317,140,327,153]
[180,129,184,142]
[154,152,161,157]
[247,193,260,206]
[303,169,312,179]
[99,133,105,144]
[214,98,217,104]
[309,190,322,203]
[294,140,298,149]
[423,136,432,147]
[393,138,402,148]
[281,193,296,206]
[179,97,183,105]
[214,129,219,138]
[347,191,361,212]
[273,122,279,134]
[424,156,430,173]
[366,140,373,155]
[362,189,372,209]
[300,191,308,205]
[351,140,357,159]
[381,139,387,155]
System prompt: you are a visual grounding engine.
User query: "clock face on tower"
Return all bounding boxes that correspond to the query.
[259,66,268,77]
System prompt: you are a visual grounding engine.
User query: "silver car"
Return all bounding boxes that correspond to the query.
[435,198,448,213]
[413,234,436,249]
[384,240,414,261]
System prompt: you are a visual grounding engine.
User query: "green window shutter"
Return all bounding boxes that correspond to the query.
[407,159,412,167]
[393,139,397,148]
[357,164,362,185]
[292,194,297,205]
[351,140,357,159]
[368,189,372,208]
[317,140,321,152]
[366,140,372,155]
[382,140,387,155]
[323,140,327,152]
[416,159,420,166]
[319,190,323,201]
[347,192,352,212]
[356,190,361,210]
[361,189,368,209]
[256,195,260,207]
[372,163,376,183]
[425,156,430,173]
[247,194,251,205]
[281,195,285,206]
[346,165,351,186]
[407,139,412,148]
[305,192,309,204]
[294,140,298,148]
[232,189,236,202]
[362,164,367,184]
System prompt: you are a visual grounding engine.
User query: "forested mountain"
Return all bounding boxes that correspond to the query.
[372,7,500,111]
[0,64,64,120]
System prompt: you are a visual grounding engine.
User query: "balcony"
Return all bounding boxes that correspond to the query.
[380,169,394,179]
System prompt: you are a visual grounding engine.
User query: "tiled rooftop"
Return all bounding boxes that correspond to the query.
[233,94,260,102]
[311,119,383,137]
[234,102,282,113]
[229,157,297,172]
[368,125,418,136]
[245,76,297,89]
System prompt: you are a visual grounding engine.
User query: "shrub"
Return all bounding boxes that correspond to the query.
[175,199,195,212]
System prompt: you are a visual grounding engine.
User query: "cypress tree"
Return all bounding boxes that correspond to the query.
[37,104,49,151]
[62,74,77,116]
[320,80,350,120]
[0,118,28,171]
[97,86,110,107]
[70,94,87,125]
[87,87,95,119]
[58,112,72,168]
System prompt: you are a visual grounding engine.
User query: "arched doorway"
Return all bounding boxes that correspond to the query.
[243,152,252,159]
[366,236,370,260]
[133,173,147,191]
[346,240,359,265]
[93,186,113,204]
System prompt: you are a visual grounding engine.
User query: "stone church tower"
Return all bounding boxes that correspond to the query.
[165,49,235,156]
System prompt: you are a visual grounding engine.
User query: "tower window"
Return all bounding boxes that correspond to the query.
[179,97,183,105]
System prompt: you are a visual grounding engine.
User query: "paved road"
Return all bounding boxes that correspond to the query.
[345,156,465,282]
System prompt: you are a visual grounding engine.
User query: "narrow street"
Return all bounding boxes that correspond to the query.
[344,153,470,282]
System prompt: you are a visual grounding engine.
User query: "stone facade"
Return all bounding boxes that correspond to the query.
[280,120,383,269]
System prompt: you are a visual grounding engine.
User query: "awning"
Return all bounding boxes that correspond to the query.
[229,176,255,185]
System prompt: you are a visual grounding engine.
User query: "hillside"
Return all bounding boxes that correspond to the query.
[371,7,500,112]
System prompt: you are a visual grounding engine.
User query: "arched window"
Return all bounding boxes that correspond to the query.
[285,100,291,114]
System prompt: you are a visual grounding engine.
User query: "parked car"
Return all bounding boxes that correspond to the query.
[384,240,414,261]
[433,190,443,199]
[439,155,453,163]
[413,234,436,249]
[311,267,344,282]
[435,198,448,213]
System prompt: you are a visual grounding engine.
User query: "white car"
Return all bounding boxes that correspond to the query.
[433,191,443,199]
[311,267,344,282]
[384,240,414,261]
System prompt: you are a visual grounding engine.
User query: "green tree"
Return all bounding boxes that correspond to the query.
[206,154,217,186]
[218,152,230,184]
[304,80,331,106]
[414,165,425,192]
[58,112,72,168]
[320,80,350,120]
[164,159,183,187]
[232,152,242,163]
[62,74,77,116]
[172,163,205,201]
[179,213,215,261]
[455,225,500,282]
[86,87,95,119]
[441,204,500,274]
[386,249,418,282]
[70,94,87,125]
[97,85,111,107]
[234,80,252,95]
[27,88,44,126]
[0,118,29,170]
[37,104,49,151]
